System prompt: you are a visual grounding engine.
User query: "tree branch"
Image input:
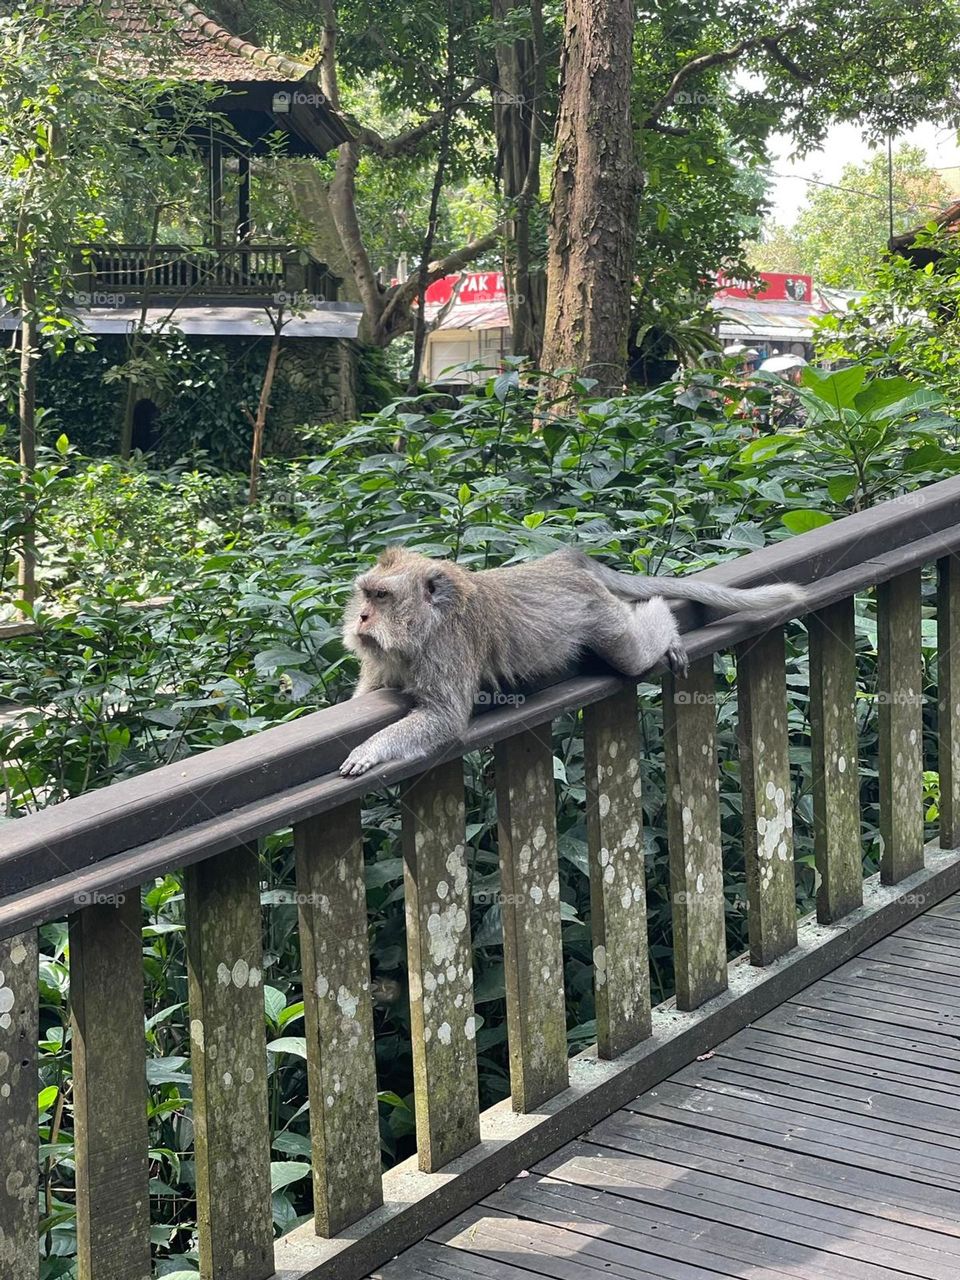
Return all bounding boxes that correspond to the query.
[378,226,503,334]
[335,78,487,158]
[644,28,804,125]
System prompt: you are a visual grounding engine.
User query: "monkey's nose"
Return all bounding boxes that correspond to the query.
[359,612,370,623]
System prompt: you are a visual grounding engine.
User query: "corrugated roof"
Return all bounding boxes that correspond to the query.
[424,300,511,330]
[0,300,363,339]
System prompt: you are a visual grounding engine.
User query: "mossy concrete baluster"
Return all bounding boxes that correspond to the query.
[495,729,569,1109]
[809,597,863,923]
[71,896,150,1280]
[939,556,960,850]
[0,931,38,1279]
[186,847,274,1280]
[662,659,727,1011]
[295,804,382,1235]
[877,571,925,884]
[737,629,798,964]
[402,761,480,1170]
[583,689,652,1058]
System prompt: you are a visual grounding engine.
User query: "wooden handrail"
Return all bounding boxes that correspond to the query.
[5,475,960,920]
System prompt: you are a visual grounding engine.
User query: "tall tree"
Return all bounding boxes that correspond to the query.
[541,0,637,386]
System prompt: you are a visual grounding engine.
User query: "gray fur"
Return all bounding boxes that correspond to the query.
[339,547,806,776]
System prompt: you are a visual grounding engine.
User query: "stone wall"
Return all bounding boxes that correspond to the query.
[270,337,357,433]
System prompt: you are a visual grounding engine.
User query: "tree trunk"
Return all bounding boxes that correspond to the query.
[493,0,546,363]
[17,288,37,607]
[247,323,282,506]
[540,0,637,389]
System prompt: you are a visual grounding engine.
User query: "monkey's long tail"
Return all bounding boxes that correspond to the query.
[589,564,808,618]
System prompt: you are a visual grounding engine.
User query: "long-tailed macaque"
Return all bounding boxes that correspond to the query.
[339,546,805,776]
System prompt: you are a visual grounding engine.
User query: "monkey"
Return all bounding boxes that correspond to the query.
[338,546,806,777]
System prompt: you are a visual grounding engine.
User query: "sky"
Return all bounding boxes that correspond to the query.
[766,120,960,226]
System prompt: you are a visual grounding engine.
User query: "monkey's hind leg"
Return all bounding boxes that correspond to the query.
[591,597,689,679]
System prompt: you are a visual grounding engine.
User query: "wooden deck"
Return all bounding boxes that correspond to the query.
[371,892,960,1280]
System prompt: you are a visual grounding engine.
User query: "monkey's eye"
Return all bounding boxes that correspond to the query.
[375,589,389,600]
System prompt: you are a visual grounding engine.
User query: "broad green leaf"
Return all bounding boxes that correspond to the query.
[270,1160,311,1192]
[782,509,834,534]
[800,364,867,409]
[737,433,795,465]
[266,1036,308,1058]
[263,985,286,1025]
[826,474,858,503]
[273,1130,312,1157]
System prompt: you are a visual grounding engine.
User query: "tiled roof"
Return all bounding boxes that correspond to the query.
[890,199,960,253]
[95,0,316,83]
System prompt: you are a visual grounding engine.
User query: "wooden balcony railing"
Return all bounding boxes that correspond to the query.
[5,477,960,1279]
[71,243,341,302]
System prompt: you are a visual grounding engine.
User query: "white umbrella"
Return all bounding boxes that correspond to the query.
[759,354,808,373]
[722,343,746,356]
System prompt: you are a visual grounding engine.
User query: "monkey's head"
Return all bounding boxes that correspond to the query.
[343,548,468,658]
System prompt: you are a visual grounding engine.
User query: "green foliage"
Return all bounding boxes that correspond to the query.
[816,228,960,406]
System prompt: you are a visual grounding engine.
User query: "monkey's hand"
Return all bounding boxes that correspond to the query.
[340,739,390,777]
[339,706,467,778]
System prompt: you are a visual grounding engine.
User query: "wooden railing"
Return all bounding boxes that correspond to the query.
[72,243,341,302]
[6,477,960,1279]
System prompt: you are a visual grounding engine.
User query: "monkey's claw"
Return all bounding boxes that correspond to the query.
[667,641,689,678]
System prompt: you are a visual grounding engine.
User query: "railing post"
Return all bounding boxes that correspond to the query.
[939,556,960,849]
[185,847,274,1280]
[495,728,569,1109]
[736,628,798,964]
[662,658,727,1011]
[402,760,480,1170]
[71,894,151,1280]
[295,804,382,1236]
[809,597,863,922]
[583,689,652,1058]
[0,931,38,1280]
[877,571,925,883]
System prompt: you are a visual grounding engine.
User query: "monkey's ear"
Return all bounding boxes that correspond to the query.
[425,571,457,611]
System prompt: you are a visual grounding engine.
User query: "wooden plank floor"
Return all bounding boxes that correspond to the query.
[370,894,960,1279]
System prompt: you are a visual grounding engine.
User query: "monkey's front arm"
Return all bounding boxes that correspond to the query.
[339,705,469,777]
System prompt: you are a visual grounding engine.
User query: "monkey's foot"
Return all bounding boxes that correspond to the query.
[667,640,689,678]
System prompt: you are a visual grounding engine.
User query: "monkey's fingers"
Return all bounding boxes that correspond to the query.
[340,751,374,776]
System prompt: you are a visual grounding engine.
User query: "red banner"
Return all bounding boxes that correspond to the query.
[424,272,508,305]
[715,270,814,304]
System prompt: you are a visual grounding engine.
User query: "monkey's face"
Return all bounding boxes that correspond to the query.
[343,564,455,657]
